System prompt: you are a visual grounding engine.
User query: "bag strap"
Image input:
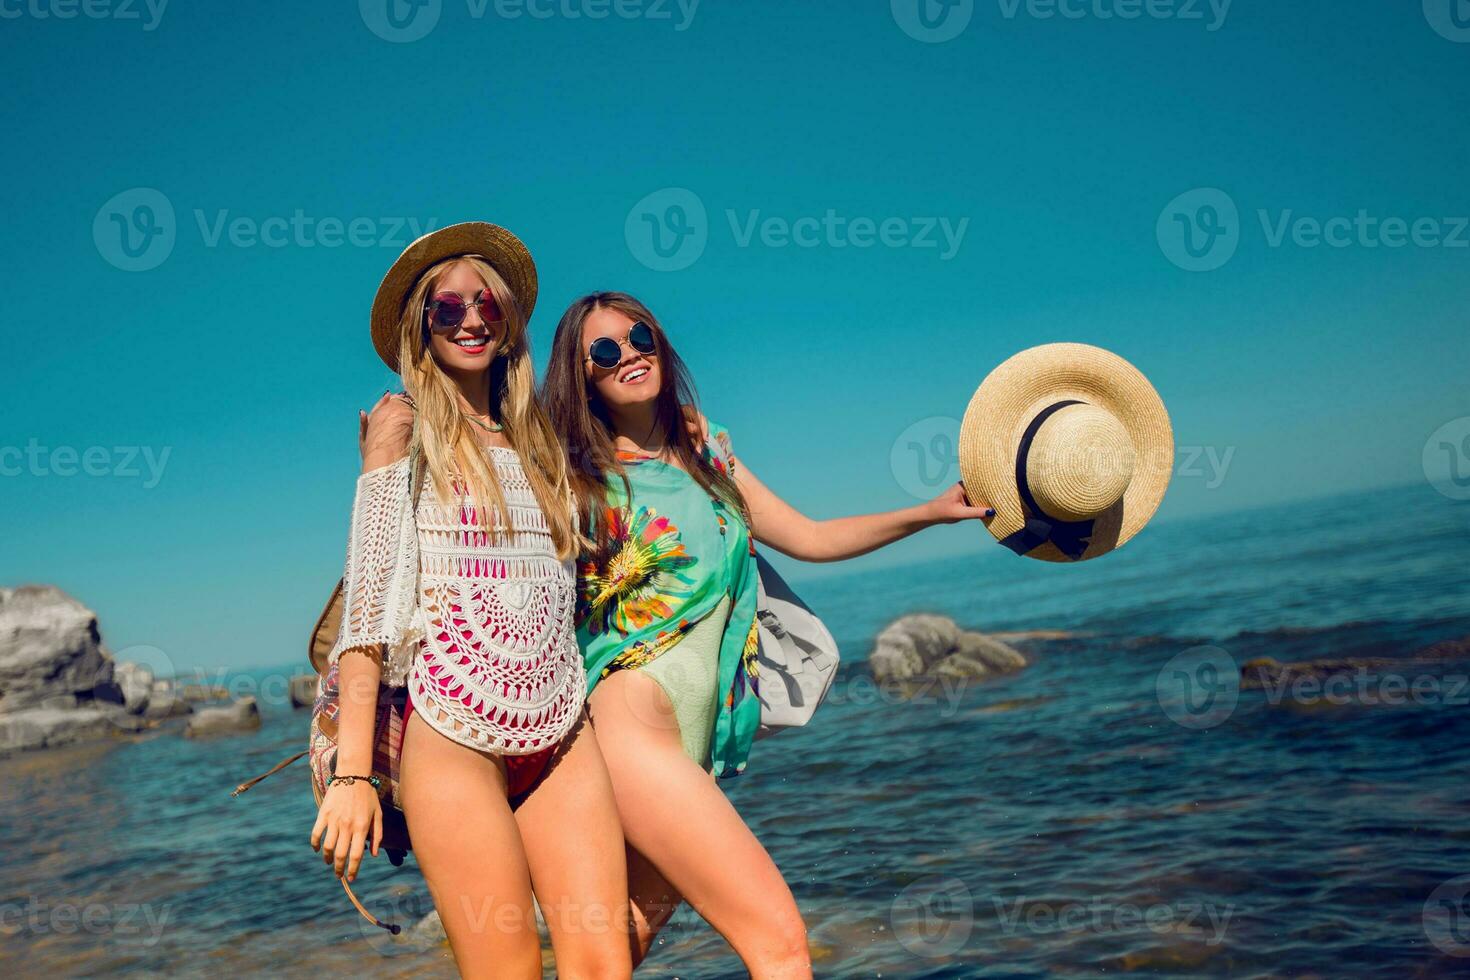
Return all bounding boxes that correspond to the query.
[405,396,426,513]
[408,440,425,511]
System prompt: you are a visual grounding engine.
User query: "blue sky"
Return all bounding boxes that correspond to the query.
[2,0,1467,672]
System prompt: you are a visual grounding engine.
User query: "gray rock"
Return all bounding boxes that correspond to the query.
[113,661,154,715]
[869,614,962,681]
[289,674,318,709]
[0,586,112,713]
[179,683,231,703]
[143,693,193,720]
[184,697,261,737]
[954,631,1028,673]
[867,642,927,683]
[0,586,174,755]
[869,614,1026,685]
[931,652,992,680]
[0,706,144,753]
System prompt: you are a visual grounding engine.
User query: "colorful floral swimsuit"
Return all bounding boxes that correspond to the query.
[576,422,760,778]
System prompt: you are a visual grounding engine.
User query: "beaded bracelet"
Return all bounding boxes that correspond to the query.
[328,773,383,790]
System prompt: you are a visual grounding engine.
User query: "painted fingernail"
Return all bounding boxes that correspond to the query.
[984,508,995,518]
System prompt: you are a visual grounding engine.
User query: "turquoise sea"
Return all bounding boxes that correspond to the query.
[4,481,1470,978]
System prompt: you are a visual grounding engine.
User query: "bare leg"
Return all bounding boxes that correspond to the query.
[513,711,633,980]
[625,844,683,967]
[589,671,812,979]
[398,710,541,980]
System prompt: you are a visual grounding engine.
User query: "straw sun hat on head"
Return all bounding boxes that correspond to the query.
[369,221,538,370]
[959,343,1173,562]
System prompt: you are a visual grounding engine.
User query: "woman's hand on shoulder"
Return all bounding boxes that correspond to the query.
[680,404,710,445]
[359,392,415,471]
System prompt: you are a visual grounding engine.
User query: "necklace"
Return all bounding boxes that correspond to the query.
[464,413,504,433]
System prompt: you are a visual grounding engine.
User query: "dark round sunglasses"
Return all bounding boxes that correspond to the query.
[586,320,656,369]
[424,289,505,330]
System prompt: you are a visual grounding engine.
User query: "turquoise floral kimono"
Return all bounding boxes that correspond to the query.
[576,422,760,778]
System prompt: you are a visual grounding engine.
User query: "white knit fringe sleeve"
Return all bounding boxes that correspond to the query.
[328,458,424,686]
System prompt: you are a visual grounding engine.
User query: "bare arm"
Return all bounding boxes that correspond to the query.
[340,393,413,773]
[736,459,992,563]
[311,394,414,880]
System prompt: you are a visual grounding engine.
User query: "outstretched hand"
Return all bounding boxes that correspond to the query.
[926,481,994,525]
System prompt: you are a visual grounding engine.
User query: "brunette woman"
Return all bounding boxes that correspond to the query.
[542,291,989,977]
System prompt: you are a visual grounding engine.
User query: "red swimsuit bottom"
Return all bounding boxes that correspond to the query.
[402,697,560,800]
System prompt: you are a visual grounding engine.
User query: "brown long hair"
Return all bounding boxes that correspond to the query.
[541,291,746,560]
[390,256,577,560]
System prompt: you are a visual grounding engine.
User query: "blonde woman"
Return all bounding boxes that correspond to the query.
[311,225,631,979]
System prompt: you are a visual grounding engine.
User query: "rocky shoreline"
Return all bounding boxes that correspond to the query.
[0,585,302,755]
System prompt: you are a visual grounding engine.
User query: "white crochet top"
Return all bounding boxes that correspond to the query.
[329,447,585,756]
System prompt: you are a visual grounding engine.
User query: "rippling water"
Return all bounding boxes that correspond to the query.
[4,482,1470,978]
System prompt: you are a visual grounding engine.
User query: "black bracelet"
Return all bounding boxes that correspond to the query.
[328,773,383,790]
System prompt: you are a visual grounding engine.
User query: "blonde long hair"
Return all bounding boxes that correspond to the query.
[391,255,577,560]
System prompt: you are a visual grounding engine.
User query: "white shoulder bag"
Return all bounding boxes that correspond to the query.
[753,551,841,739]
